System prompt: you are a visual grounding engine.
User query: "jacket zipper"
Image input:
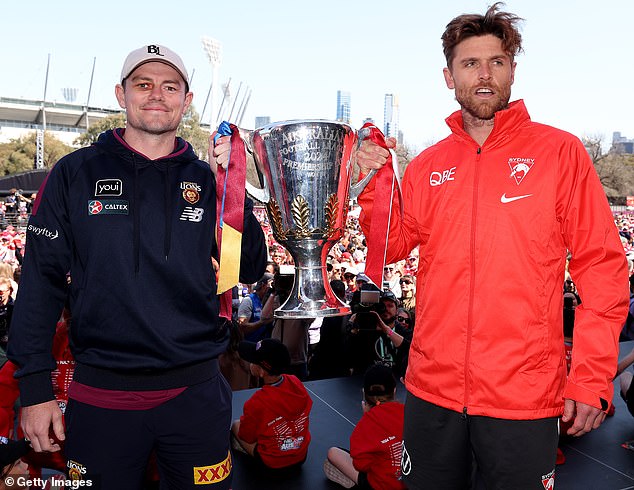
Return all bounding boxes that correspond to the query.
[463,146,482,415]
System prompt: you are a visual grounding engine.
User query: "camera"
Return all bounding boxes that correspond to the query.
[351,288,385,330]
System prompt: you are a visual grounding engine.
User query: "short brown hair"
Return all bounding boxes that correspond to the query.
[441,2,524,67]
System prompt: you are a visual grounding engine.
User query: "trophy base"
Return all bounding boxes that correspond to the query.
[274,304,351,319]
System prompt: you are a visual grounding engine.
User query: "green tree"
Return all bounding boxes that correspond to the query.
[0,132,73,174]
[178,105,211,160]
[74,113,127,147]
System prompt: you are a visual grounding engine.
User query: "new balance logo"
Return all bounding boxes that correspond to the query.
[180,207,204,222]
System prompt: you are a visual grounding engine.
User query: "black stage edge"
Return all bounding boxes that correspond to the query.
[230,342,634,490]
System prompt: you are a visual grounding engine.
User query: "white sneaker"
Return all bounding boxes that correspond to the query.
[323,459,355,488]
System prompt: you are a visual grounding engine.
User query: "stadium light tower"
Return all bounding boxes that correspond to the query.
[201,36,222,129]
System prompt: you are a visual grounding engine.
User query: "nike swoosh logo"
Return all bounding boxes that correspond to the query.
[500,193,533,203]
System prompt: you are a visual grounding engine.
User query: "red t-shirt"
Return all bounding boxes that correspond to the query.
[238,374,312,469]
[350,401,406,490]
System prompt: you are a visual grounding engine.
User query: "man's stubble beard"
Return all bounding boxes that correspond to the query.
[455,84,512,121]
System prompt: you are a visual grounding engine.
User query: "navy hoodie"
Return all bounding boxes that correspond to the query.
[8,129,266,405]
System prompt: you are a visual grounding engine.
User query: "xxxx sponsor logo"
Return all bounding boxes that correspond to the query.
[193,451,232,485]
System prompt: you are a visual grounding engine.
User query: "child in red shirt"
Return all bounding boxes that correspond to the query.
[324,364,406,489]
[231,338,312,471]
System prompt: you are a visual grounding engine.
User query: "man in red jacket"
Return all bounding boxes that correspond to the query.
[356,3,629,489]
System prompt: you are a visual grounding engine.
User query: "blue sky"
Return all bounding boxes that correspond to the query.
[2,1,632,152]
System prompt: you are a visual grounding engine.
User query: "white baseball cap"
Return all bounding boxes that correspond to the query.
[120,44,189,90]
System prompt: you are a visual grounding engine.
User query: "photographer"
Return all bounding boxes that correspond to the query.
[345,290,411,378]
[237,273,274,343]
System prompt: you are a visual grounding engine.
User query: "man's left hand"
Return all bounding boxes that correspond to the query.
[562,399,606,436]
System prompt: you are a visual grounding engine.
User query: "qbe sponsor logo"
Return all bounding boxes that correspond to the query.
[429,166,457,187]
[88,200,129,215]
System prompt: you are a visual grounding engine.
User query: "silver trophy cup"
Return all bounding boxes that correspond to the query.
[245,120,362,318]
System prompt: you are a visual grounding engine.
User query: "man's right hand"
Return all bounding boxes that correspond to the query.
[21,400,65,452]
[356,137,397,174]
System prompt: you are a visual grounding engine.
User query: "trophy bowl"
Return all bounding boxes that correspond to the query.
[247,120,357,318]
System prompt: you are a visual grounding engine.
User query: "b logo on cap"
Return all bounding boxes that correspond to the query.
[147,45,164,57]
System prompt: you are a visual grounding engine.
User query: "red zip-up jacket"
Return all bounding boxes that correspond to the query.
[359,100,628,419]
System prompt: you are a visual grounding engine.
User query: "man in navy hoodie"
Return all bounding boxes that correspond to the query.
[7,44,266,489]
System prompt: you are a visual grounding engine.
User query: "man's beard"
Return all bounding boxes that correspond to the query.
[455,84,511,121]
[382,314,396,326]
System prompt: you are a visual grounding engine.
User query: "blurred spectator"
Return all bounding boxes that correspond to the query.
[328,262,343,282]
[0,278,14,367]
[382,264,401,297]
[266,272,312,380]
[616,346,634,418]
[238,273,274,342]
[621,274,634,342]
[346,291,407,377]
[404,250,419,275]
[399,274,416,312]
[343,266,359,303]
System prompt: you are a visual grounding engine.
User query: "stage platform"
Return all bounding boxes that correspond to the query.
[230,342,634,490]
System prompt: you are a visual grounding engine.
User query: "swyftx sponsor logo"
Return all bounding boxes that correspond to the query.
[88,200,129,215]
[28,224,59,240]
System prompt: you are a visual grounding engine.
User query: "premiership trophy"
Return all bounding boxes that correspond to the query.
[244,120,368,319]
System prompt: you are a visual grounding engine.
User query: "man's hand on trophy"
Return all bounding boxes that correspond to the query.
[356,137,397,175]
[208,131,231,176]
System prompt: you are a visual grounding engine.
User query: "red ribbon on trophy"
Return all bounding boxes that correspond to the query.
[359,123,402,288]
[215,122,246,320]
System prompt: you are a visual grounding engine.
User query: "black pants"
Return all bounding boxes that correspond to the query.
[64,375,233,490]
[402,392,558,490]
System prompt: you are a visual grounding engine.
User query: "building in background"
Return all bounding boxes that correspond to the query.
[255,116,271,129]
[383,94,399,139]
[0,97,122,146]
[612,132,634,154]
[336,90,351,124]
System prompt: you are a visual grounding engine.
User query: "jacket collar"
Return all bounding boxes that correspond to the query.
[445,99,531,149]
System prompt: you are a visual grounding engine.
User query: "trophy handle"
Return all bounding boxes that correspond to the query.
[246,180,270,203]
[348,126,398,199]
[349,151,398,200]
[349,169,377,199]
[233,127,270,203]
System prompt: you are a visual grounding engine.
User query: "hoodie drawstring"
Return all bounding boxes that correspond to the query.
[164,164,172,261]
[133,155,141,274]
